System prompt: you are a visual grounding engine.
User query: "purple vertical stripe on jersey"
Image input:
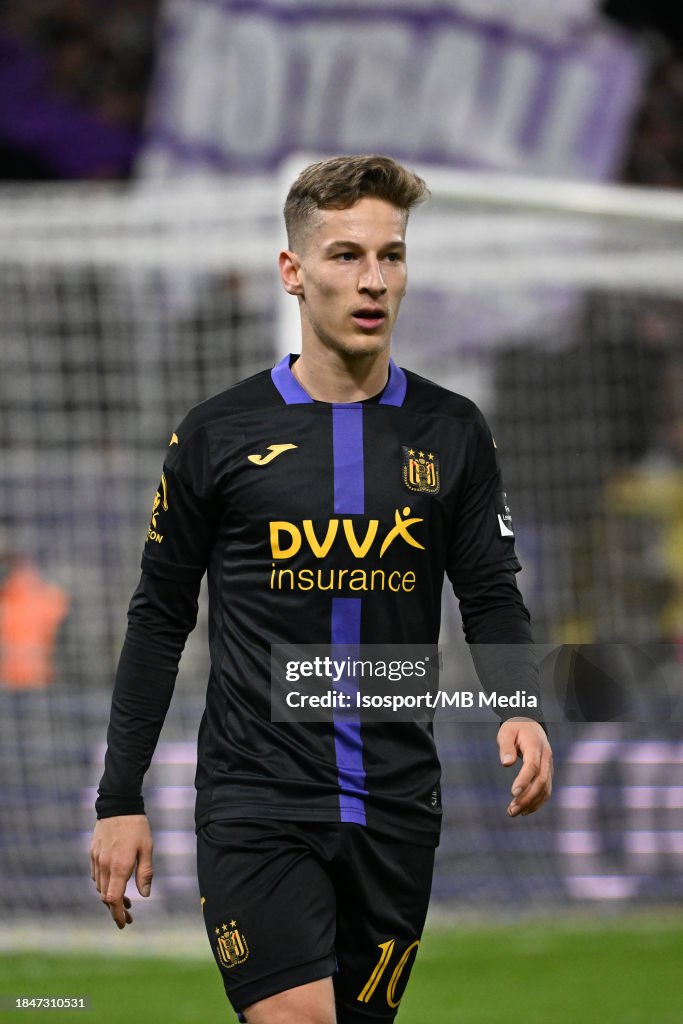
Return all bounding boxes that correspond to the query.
[332,401,367,824]
[380,359,407,407]
[331,596,367,824]
[271,354,314,404]
[332,404,364,515]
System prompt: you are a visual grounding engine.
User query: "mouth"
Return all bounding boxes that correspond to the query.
[351,307,387,331]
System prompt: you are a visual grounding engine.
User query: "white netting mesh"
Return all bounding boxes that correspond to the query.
[1,172,682,921]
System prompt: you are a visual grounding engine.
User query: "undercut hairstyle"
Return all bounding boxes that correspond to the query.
[284,154,429,251]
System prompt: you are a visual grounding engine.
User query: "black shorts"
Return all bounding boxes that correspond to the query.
[196,819,435,1023]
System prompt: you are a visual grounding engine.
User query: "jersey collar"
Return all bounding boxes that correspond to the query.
[271,354,407,407]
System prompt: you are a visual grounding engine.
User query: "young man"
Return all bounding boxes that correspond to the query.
[91,155,552,1024]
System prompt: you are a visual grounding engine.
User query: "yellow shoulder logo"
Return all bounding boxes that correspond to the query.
[147,472,169,544]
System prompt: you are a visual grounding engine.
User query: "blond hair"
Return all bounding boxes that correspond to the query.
[284,154,429,250]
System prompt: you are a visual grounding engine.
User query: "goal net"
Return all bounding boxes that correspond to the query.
[1,168,682,930]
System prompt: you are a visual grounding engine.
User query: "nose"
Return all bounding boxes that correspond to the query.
[358,257,387,296]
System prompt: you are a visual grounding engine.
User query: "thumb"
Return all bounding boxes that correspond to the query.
[498,727,518,767]
[135,850,154,898]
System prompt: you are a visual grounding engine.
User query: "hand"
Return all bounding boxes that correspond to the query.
[497,718,553,818]
[90,814,154,929]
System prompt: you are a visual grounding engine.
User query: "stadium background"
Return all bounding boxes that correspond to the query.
[1,2,683,1021]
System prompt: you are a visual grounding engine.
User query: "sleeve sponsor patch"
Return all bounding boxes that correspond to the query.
[495,490,514,537]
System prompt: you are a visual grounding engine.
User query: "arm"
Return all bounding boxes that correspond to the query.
[453,569,553,817]
[447,411,552,817]
[91,570,201,927]
[92,422,216,927]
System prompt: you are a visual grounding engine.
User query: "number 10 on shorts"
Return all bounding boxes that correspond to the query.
[357,939,420,1009]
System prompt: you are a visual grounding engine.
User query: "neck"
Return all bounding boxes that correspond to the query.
[291,346,391,403]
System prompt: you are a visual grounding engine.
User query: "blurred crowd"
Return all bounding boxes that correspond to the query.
[604,0,683,184]
[0,0,159,177]
[623,53,683,188]
[7,0,158,127]
[2,0,159,131]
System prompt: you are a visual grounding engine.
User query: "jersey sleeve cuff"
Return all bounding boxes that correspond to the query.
[497,716,548,737]
[95,794,146,818]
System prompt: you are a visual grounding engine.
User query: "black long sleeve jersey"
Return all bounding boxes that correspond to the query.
[97,355,541,847]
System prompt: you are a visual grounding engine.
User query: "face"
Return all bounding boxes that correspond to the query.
[279,197,408,359]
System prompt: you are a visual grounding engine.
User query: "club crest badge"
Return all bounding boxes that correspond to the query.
[401,446,440,495]
[215,920,250,969]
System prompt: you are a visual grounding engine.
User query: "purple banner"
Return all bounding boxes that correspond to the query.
[140,0,645,181]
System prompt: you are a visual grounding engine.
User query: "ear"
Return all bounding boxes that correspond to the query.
[279,249,304,296]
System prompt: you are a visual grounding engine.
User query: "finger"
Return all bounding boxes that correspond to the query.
[510,751,542,798]
[105,893,134,929]
[106,896,129,929]
[508,774,548,816]
[103,857,132,925]
[511,781,552,817]
[90,833,103,891]
[105,854,132,898]
[98,861,111,902]
[508,750,553,816]
[90,846,99,889]
[509,749,552,811]
[135,844,154,898]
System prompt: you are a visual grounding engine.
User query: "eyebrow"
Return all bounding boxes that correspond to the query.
[324,239,407,253]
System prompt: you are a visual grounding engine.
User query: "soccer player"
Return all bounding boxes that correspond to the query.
[91,155,552,1024]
